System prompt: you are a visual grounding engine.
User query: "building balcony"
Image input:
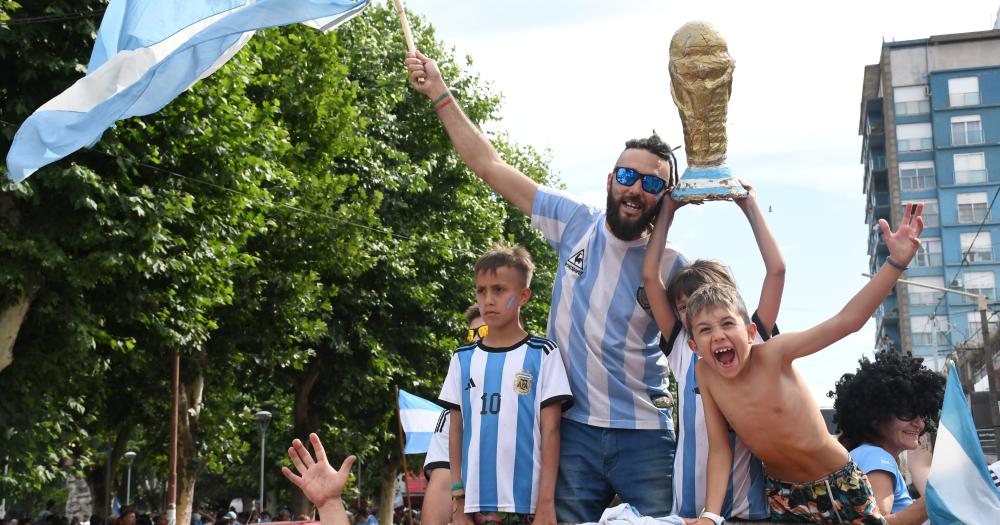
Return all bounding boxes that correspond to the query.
[955,169,988,185]
[949,288,997,305]
[868,155,887,172]
[911,252,943,268]
[952,130,985,146]
[958,248,995,264]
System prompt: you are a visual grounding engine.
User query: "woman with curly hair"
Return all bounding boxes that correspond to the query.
[830,351,944,525]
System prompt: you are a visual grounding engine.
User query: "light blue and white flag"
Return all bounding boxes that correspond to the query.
[398,388,443,454]
[926,363,1000,524]
[6,0,369,183]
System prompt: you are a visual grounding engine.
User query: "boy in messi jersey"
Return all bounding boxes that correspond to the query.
[642,181,785,521]
[439,246,573,525]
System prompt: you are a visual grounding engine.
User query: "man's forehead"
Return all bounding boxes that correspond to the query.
[616,149,669,173]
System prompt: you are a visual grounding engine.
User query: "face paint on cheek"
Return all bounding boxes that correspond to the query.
[506,296,517,310]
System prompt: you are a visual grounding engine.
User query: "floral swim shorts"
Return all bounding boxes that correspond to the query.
[471,512,533,525]
[765,461,886,524]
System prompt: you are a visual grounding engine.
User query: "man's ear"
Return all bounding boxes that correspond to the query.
[607,172,614,193]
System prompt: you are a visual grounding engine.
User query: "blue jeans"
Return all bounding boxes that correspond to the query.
[555,418,676,523]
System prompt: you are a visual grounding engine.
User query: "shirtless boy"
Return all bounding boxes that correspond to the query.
[689,203,923,525]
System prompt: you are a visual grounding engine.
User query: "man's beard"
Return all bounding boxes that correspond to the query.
[605,191,662,241]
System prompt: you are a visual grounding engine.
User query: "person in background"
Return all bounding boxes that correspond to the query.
[832,350,945,525]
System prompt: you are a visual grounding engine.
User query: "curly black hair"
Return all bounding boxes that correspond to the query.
[829,351,944,451]
[624,131,680,188]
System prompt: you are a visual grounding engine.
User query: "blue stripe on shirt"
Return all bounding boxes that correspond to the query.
[681,355,699,517]
[478,352,506,509]
[513,346,542,513]
[459,350,474,487]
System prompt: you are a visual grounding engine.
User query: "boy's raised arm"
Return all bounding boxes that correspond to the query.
[777,203,924,362]
[404,51,537,215]
[642,195,684,337]
[695,365,733,524]
[734,180,785,333]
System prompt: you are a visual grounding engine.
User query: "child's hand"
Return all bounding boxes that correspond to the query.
[451,511,475,525]
[733,179,756,213]
[880,202,924,266]
[281,433,356,512]
[532,503,556,525]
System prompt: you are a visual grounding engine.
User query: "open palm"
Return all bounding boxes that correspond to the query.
[282,433,355,509]
[879,202,924,265]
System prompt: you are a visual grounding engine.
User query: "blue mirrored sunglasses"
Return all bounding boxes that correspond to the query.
[614,166,668,194]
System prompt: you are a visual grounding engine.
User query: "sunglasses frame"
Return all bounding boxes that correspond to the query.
[466,324,488,344]
[613,166,668,194]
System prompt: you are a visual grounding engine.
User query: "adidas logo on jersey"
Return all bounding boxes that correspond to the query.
[565,248,585,275]
[465,377,477,390]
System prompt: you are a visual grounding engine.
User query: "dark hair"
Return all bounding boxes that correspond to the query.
[624,131,679,188]
[829,351,945,451]
[463,304,481,324]
[666,260,734,311]
[474,245,535,287]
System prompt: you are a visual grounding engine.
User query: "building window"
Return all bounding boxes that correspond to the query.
[910,315,949,347]
[954,153,987,184]
[907,276,944,306]
[951,115,983,146]
[948,76,981,107]
[960,271,995,300]
[912,237,942,268]
[903,199,938,228]
[965,311,999,345]
[896,123,933,152]
[898,161,935,191]
[894,86,930,115]
[957,192,989,224]
[960,231,993,263]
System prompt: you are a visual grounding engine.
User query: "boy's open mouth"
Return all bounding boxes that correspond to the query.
[713,347,736,367]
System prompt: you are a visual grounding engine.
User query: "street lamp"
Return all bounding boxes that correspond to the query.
[254,411,272,515]
[866,272,1000,455]
[123,451,137,506]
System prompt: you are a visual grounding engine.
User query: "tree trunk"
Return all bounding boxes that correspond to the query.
[176,359,205,525]
[0,292,31,373]
[86,423,135,520]
[291,359,323,517]
[376,460,399,525]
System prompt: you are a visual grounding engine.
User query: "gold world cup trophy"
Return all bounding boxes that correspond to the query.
[668,21,746,202]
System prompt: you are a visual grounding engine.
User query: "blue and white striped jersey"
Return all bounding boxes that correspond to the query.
[531,186,686,430]
[666,312,776,520]
[439,335,573,514]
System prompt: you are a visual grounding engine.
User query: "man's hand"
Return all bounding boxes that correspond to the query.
[404,51,446,99]
[880,202,924,266]
[449,507,474,525]
[281,433,356,513]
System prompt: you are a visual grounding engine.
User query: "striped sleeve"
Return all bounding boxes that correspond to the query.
[537,340,574,410]
[530,186,590,249]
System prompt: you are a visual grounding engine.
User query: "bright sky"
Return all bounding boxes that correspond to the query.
[402,0,1000,407]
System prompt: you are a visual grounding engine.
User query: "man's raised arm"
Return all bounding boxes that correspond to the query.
[404,51,537,215]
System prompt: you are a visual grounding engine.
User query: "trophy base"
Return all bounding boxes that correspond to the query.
[671,166,747,203]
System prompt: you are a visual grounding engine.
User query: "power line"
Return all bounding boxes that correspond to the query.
[4,10,106,26]
[0,118,417,242]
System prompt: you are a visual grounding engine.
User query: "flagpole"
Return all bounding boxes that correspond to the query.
[391,0,416,53]
[391,0,424,84]
[394,386,416,525]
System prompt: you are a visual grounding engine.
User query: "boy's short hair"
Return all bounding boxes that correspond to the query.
[684,283,750,330]
[474,245,535,287]
[463,304,481,324]
[666,259,734,308]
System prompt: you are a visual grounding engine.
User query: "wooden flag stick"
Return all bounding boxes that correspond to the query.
[391,0,424,83]
[395,386,416,525]
[392,0,416,53]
